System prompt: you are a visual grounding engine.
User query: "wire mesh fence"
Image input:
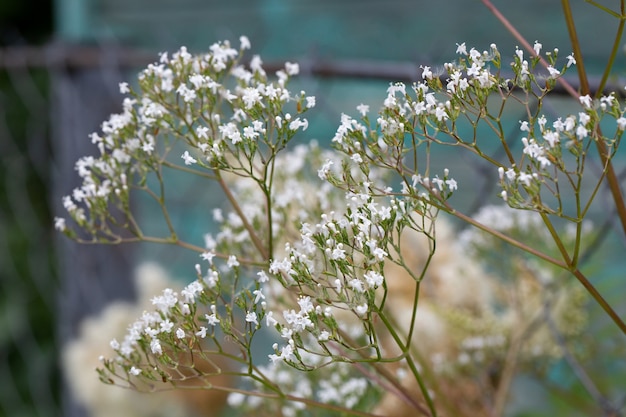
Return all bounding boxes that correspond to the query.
[0,39,625,417]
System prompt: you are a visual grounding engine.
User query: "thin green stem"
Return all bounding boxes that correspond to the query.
[377,310,436,417]
[572,268,626,335]
[444,204,567,269]
[594,0,625,97]
[585,0,623,18]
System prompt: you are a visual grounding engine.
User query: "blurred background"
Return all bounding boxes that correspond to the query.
[0,1,624,416]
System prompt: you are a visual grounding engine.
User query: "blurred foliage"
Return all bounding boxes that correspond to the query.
[0,1,58,416]
[0,67,60,417]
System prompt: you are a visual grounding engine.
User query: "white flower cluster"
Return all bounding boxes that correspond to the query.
[63,263,231,417]
[497,96,625,206]
[265,183,433,368]
[59,38,606,417]
[229,356,370,417]
[55,37,314,241]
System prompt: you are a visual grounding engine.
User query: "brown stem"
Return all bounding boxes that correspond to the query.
[214,170,269,260]
[572,268,626,334]
[480,0,579,97]
[560,0,626,239]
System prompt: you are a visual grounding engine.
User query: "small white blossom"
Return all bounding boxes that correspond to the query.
[239,35,251,50]
[253,289,265,304]
[181,151,197,165]
[566,54,576,67]
[196,327,208,338]
[547,65,560,78]
[355,303,368,316]
[54,217,66,231]
[246,311,259,327]
[285,62,300,76]
[150,338,163,355]
[227,255,240,268]
[206,313,220,326]
[579,95,592,108]
[356,103,370,116]
[318,159,334,180]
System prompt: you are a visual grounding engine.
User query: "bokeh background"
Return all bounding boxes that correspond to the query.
[1,1,624,416]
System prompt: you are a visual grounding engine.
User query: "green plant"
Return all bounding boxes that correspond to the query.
[58,2,626,416]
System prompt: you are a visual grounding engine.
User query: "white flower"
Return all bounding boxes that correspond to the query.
[372,247,387,261]
[289,118,308,131]
[243,126,259,140]
[206,313,220,326]
[318,159,334,180]
[533,41,542,55]
[355,303,368,316]
[150,338,162,355]
[356,103,369,117]
[566,54,576,67]
[181,281,203,303]
[54,217,66,231]
[253,289,265,304]
[227,255,240,268]
[181,151,197,165]
[159,319,174,333]
[364,271,383,288]
[257,270,269,282]
[196,327,208,338]
[245,312,259,326]
[421,66,433,80]
[456,42,467,55]
[348,278,364,293]
[196,125,209,139]
[129,366,141,376]
[265,311,278,327]
[176,328,185,339]
[435,105,448,122]
[617,117,626,131]
[547,65,561,78]
[239,35,251,50]
[285,62,300,76]
[241,87,262,109]
[331,244,346,260]
[579,95,592,108]
[306,96,316,108]
[118,82,130,94]
[176,84,196,103]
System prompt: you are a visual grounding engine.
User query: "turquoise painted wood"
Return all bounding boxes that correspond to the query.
[54,0,619,68]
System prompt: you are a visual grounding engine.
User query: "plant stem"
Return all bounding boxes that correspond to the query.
[571,268,626,334]
[214,170,269,260]
[445,204,567,268]
[378,310,437,417]
[561,0,626,240]
[480,0,579,97]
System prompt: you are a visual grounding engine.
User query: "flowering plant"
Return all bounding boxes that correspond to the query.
[58,2,626,416]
